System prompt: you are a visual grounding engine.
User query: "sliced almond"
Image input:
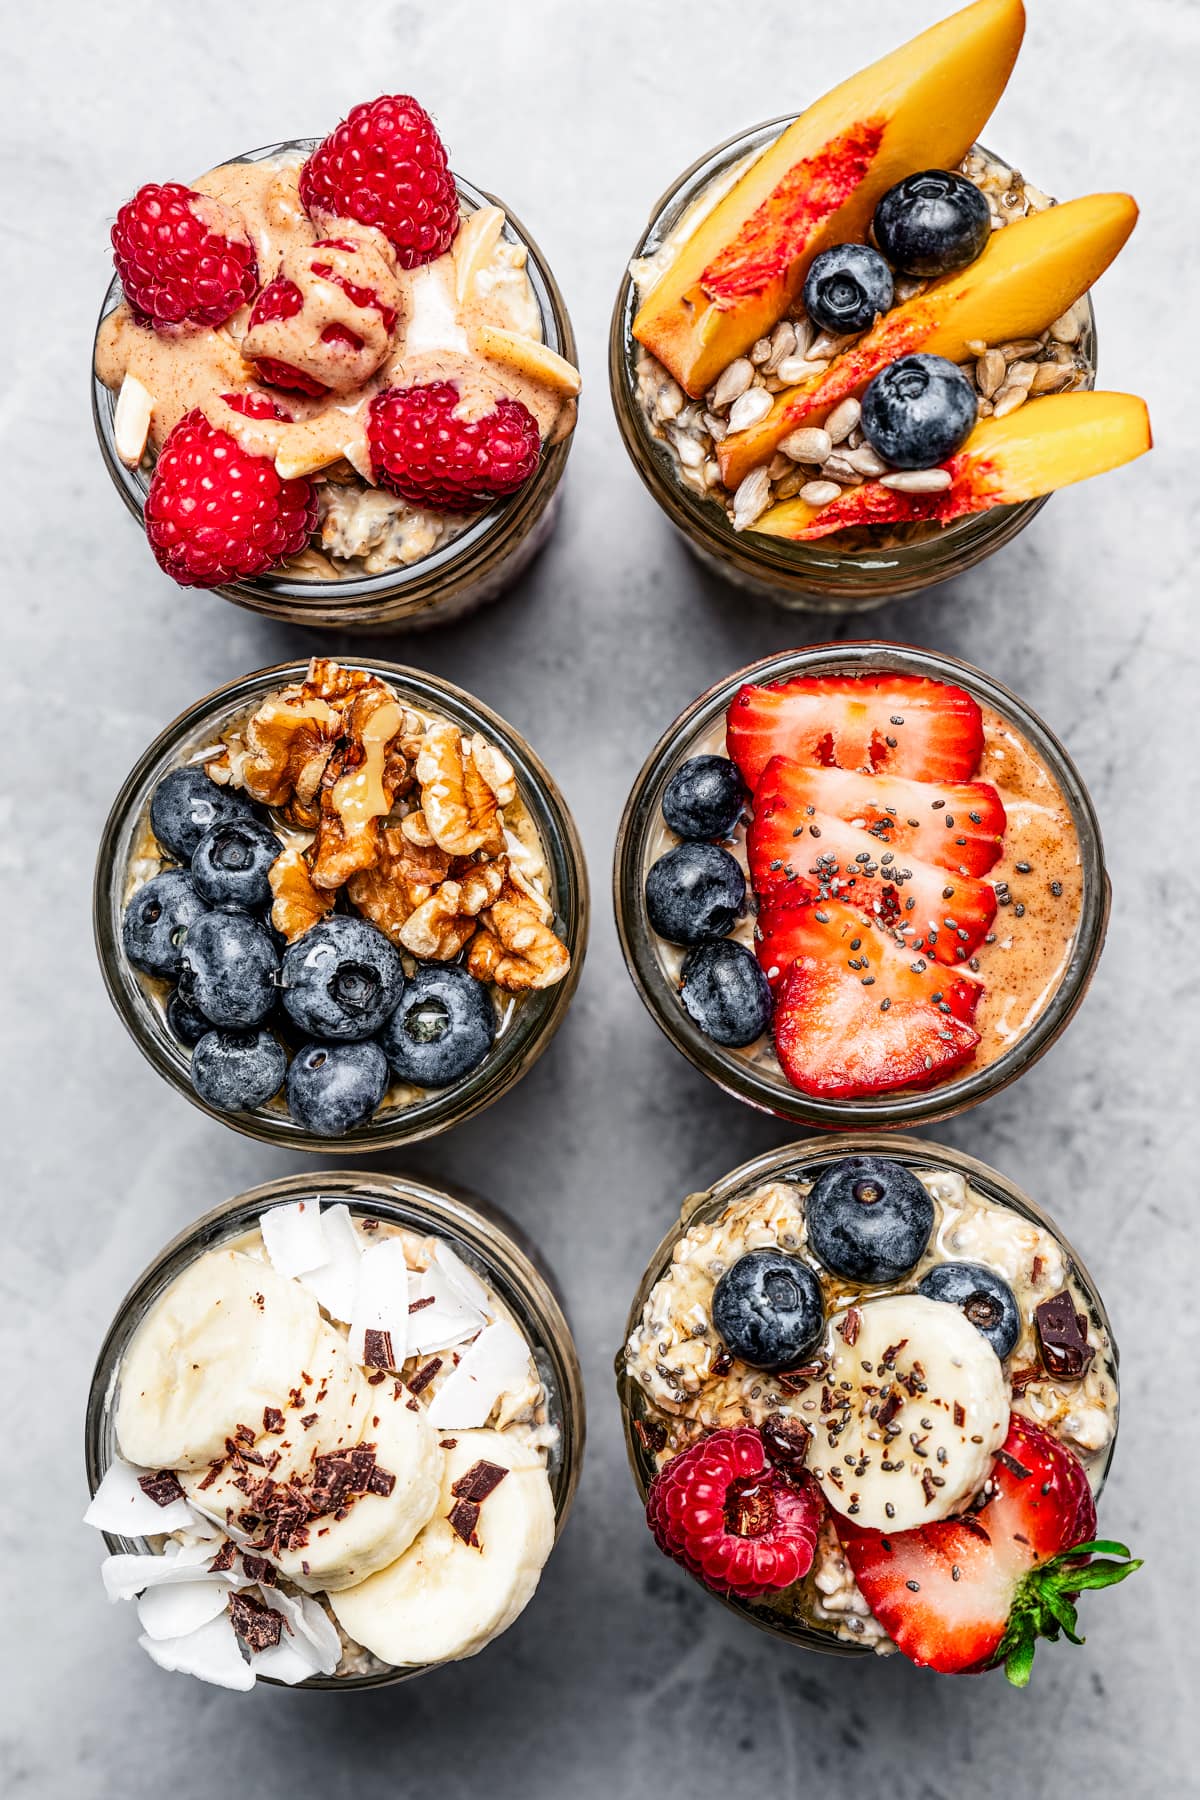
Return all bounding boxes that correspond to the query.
[274,440,352,480]
[472,326,581,398]
[454,204,506,306]
[114,374,155,468]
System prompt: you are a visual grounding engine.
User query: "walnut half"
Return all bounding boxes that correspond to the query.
[466,880,571,991]
[399,860,507,960]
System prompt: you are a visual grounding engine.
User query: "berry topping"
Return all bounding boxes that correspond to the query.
[680,940,773,1048]
[190,818,283,911]
[111,182,258,328]
[378,964,496,1088]
[806,1155,934,1284]
[299,94,459,268]
[165,987,213,1049]
[190,1028,287,1114]
[243,237,402,396]
[285,1040,391,1137]
[711,1250,824,1371]
[662,755,746,841]
[861,353,978,470]
[873,169,992,278]
[367,382,541,512]
[178,910,279,1031]
[144,411,317,588]
[918,1261,1022,1360]
[149,767,257,863]
[242,279,328,395]
[644,842,746,947]
[802,242,894,335]
[121,870,209,979]
[840,1416,1140,1683]
[220,391,293,421]
[280,915,404,1043]
[646,1427,822,1599]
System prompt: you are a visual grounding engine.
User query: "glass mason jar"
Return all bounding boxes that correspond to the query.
[85,1169,586,1691]
[615,1132,1119,1658]
[94,659,588,1150]
[610,120,1097,613]
[614,641,1108,1132]
[92,140,578,629]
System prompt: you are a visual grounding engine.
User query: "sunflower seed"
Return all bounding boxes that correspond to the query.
[749,336,773,366]
[775,355,830,384]
[825,397,861,444]
[880,468,953,493]
[808,330,855,361]
[732,467,772,529]
[702,411,728,442]
[779,426,833,464]
[843,443,888,478]
[821,456,864,485]
[976,349,1006,398]
[768,452,792,480]
[763,320,798,373]
[727,386,775,433]
[1005,360,1039,391]
[895,277,926,304]
[774,468,805,500]
[965,339,988,357]
[799,480,842,506]
[1029,361,1074,395]
[999,339,1042,360]
[710,358,754,410]
[991,384,1028,418]
[1050,308,1082,345]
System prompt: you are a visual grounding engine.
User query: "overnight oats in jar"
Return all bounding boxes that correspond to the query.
[93,93,579,627]
[95,658,586,1149]
[614,643,1107,1130]
[85,1171,584,1691]
[610,0,1149,610]
[617,1137,1138,1682]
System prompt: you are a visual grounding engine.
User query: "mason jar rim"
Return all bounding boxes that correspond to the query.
[95,658,588,1151]
[85,1169,586,1692]
[615,1131,1119,1659]
[92,138,577,622]
[613,641,1109,1130]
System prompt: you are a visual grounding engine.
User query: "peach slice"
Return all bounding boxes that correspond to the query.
[632,0,1026,397]
[719,192,1138,485]
[751,391,1151,541]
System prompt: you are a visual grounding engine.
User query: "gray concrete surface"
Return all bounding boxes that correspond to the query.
[4,1,1196,1794]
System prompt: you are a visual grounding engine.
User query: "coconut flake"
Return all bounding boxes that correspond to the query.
[252,1636,322,1685]
[408,1263,487,1355]
[296,1204,362,1323]
[84,1457,199,1536]
[101,1538,236,1603]
[261,1200,328,1279]
[137,1578,231,1641]
[260,1585,341,1675]
[427,1321,531,1428]
[347,1237,411,1368]
[138,1611,256,1691]
[433,1238,492,1311]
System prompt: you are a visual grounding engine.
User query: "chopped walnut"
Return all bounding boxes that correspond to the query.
[238,689,341,809]
[400,809,437,847]
[347,828,452,943]
[399,860,508,960]
[467,880,571,991]
[269,847,336,942]
[416,724,508,857]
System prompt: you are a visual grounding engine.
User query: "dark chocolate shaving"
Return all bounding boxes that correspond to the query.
[367,1466,397,1498]
[228,1591,283,1655]
[409,1295,435,1313]
[994,1448,1032,1481]
[451,1460,509,1503]
[408,1357,442,1395]
[1034,1291,1094,1380]
[208,1541,237,1574]
[839,1308,862,1346]
[363,1328,395,1370]
[447,1499,481,1546]
[137,1470,185,1508]
[262,1407,285,1435]
[241,1554,278,1587]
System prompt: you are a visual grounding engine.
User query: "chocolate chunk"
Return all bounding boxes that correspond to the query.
[634,1419,667,1456]
[408,1295,435,1313]
[228,1591,283,1655]
[761,1412,812,1480]
[839,1307,862,1346]
[408,1357,442,1396]
[994,1448,1032,1481]
[876,1391,903,1430]
[710,1348,734,1377]
[367,1465,397,1498]
[447,1499,481,1546]
[241,1554,278,1587]
[208,1540,237,1574]
[234,1423,256,1447]
[1034,1291,1094,1380]
[363,1328,395,1370]
[137,1470,185,1508]
[366,1369,388,1386]
[300,1413,319,1429]
[439,1438,458,1449]
[450,1460,509,1503]
[1009,1366,1041,1394]
[262,1407,285,1435]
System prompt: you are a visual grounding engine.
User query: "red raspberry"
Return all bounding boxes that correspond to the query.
[299,95,459,268]
[310,239,398,333]
[645,1427,822,1599]
[144,410,317,588]
[245,280,328,396]
[367,382,541,512]
[112,183,258,328]
[220,392,293,422]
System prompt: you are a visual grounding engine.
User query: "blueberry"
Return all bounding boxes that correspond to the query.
[379,965,496,1088]
[178,909,279,1029]
[681,940,772,1047]
[190,1028,287,1114]
[149,767,256,863]
[645,842,745,947]
[861,354,977,470]
[122,870,210,977]
[873,170,991,278]
[191,818,283,910]
[166,987,212,1047]
[711,1250,824,1372]
[662,756,746,841]
[802,243,894,335]
[286,1040,391,1137]
[281,916,404,1042]
[918,1261,1021,1360]
[807,1156,934,1284]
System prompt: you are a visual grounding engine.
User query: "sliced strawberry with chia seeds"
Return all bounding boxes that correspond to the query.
[755,897,982,1019]
[727,672,985,789]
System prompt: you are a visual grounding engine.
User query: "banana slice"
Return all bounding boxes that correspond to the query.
[116,1250,323,1471]
[811,1294,1009,1532]
[329,1429,554,1666]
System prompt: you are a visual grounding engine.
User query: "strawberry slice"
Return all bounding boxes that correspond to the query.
[839,1416,1140,1684]
[749,790,997,966]
[727,673,984,789]
[767,900,982,1097]
[746,759,1005,878]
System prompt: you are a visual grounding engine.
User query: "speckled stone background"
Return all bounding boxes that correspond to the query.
[4,1,1196,1793]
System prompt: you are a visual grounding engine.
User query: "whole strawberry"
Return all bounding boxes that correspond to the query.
[839,1415,1140,1684]
[368,382,541,512]
[299,95,459,268]
[646,1425,822,1599]
[112,183,258,328]
[144,411,317,588]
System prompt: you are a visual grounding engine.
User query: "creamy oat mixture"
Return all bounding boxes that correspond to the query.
[85,1202,558,1688]
[632,146,1092,543]
[97,155,579,579]
[623,1166,1117,1651]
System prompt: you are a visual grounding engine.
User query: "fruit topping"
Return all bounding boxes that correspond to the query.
[680,941,772,1048]
[662,755,746,841]
[190,1028,288,1114]
[179,910,279,1031]
[378,965,496,1088]
[861,353,978,469]
[839,1415,1140,1682]
[711,1249,825,1371]
[872,169,992,276]
[243,237,402,397]
[367,382,541,512]
[727,672,984,788]
[150,767,258,863]
[280,916,404,1043]
[285,1041,391,1137]
[644,842,746,947]
[646,1427,823,1597]
[121,870,209,979]
[806,1155,934,1283]
[190,818,283,911]
[803,243,894,335]
[111,182,258,328]
[166,988,212,1048]
[298,94,459,268]
[918,1260,1021,1359]
[144,410,317,588]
